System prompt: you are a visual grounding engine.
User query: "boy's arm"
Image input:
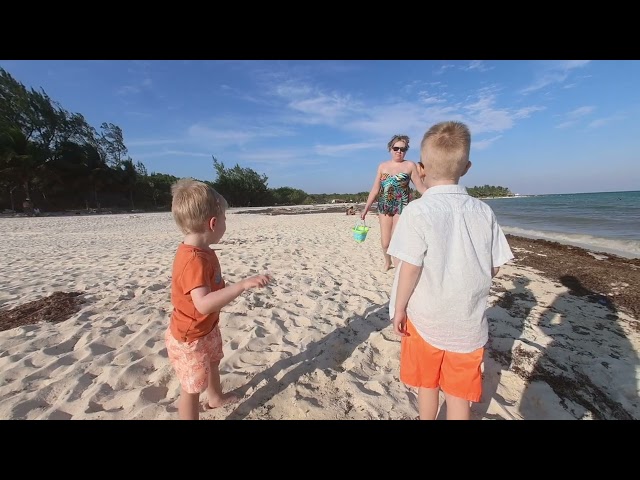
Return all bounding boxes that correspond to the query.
[393,262,422,315]
[191,275,270,315]
[391,261,422,336]
[490,213,515,276]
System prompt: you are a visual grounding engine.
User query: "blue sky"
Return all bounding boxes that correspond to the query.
[1,60,638,195]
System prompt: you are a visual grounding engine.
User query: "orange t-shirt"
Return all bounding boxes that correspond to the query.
[169,243,226,343]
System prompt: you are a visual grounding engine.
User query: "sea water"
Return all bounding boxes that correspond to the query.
[483,190,640,259]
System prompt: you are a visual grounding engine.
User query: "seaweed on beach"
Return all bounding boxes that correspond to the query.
[0,291,84,332]
[235,205,358,215]
[506,235,640,321]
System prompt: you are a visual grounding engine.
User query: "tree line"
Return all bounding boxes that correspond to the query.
[0,66,512,214]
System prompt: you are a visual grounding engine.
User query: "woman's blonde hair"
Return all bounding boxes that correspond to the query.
[171,178,227,234]
[387,134,410,152]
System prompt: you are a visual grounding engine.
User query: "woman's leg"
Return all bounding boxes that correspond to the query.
[389,214,402,267]
[378,213,394,271]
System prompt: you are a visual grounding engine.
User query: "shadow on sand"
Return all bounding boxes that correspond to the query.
[225,302,391,420]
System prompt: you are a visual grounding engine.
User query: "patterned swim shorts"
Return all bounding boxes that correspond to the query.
[165,324,224,394]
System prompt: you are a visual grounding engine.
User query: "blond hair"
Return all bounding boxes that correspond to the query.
[420,121,471,179]
[387,134,410,152]
[171,178,227,234]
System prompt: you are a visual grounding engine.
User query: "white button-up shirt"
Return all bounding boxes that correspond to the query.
[387,184,514,353]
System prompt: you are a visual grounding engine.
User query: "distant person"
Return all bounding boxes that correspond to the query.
[361,134,426,271]
[346,206,356,215]
[387,121,514,420]
[166,178,272,420]
[22,198,33,216]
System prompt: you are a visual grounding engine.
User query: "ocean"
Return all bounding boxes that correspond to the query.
[483,190,640,259]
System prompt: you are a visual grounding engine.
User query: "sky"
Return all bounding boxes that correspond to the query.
[1,60,638,196]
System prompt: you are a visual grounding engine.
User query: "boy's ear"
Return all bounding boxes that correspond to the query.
[461,160,472,177]
[208,216,217,231]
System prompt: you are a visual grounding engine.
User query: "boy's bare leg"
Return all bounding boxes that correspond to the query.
[443,393,471,420]
[178,390,200,420]
[417,387,440,420]
[378,214,394,271]
[206,360,239,408]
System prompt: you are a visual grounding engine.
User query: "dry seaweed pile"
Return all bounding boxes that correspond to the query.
[0,291,84,332]
[507,235,640,321]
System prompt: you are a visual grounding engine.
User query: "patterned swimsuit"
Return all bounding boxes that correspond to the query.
[377,172,411,215]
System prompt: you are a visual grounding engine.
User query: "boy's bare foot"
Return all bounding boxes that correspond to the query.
[383,263,394,272]
[204,393,240,409]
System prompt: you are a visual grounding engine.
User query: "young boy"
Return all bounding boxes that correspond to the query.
[387,121,514,420]
[165,178,271,420]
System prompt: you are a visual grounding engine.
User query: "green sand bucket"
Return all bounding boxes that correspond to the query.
[352,220,370,243]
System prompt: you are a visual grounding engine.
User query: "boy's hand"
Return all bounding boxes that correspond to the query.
[391,311,409,337]
[242,274,272,290]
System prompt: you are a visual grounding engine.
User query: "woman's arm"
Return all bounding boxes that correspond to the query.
[409,162,426,194]
[361,164,382,220]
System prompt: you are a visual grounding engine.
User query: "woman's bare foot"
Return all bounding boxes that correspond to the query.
[204,393,240,409]
[383,262,394,272]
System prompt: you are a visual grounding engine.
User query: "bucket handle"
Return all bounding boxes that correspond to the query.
[354,219,368,228]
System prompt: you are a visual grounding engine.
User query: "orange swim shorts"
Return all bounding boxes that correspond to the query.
[165,324,224,394]
[399,318,484,403]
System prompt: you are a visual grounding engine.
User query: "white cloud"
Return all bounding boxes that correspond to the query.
[237,150,327,167]
[587,114,625,129]
[314,142,379,156]
[187,124,294,146]
[435,64,456,75]
[462,60,493,72]
[133,150,211,160]
[555,120,578,129]
[554,105,595,128]
[520,60,591,94]
[127,138,180,147]
[116,78,152,96]
[473,135,502,150]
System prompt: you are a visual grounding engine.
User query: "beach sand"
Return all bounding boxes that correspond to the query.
[0,208,638,420]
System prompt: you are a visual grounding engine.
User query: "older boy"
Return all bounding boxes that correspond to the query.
[387,121,514,420]
[166,178,271,420]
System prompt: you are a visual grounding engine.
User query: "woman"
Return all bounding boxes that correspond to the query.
[361,134,426,271]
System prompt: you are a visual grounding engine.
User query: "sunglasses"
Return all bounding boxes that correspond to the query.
[392,146,408,153]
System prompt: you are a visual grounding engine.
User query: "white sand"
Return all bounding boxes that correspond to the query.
[0,210,638,420]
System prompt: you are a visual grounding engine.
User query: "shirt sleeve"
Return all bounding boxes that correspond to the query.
[179,255,211,295]
[386,206,427,267]
[491,215,515,267]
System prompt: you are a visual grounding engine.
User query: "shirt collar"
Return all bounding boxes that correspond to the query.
[424,184,468,195]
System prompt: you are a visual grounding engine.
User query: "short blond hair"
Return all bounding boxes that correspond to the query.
[420,121,471,179]
[387,134,410,152]
[171,178,227,234]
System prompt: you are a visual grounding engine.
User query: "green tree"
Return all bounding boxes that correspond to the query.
[99,122,128,167]
[211,156,272,207]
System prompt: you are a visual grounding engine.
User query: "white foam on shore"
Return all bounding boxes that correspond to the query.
[503,226,640,259]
